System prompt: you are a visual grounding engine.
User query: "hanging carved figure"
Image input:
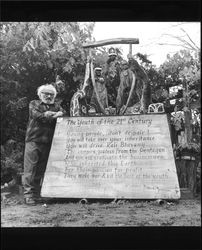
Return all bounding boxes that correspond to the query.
[70,55,107,117]
[70,57,91,117]
[90,67,108,114]
[70,38,152,117]
[104,47,121,107]
[116,56,151,115]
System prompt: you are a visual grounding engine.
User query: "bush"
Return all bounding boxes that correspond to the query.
[0,22,94,185]
[1,140,24,185]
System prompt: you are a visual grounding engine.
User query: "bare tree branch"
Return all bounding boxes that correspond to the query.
[162,33,197,51]
[168,22,187,29]
[157,43,192,50]
[180,28,200,50]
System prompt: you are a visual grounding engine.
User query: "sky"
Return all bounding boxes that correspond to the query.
[91,22,200,67]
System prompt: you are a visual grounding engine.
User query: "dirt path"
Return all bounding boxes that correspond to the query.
[1,193,201,227]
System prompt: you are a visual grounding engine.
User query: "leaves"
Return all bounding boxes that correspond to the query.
[0,22,94,144]
[47,60,53,69]
[171,111,184,131]
[63,62,73,73]
[1,22,95,184]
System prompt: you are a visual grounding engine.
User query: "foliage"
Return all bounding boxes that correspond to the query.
[0,22,200,184]
[158,50,200,105]
[0,22,94,183]
[146,49,201,115]
[1,140,24,184]
[160,50,201,152]
[93,46,123,69]
[0,22,94,144]
[175,141,200,154]
[135,49,201,156]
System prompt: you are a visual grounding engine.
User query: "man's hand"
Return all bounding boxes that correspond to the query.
[52,111,63,119]
[44,111,57,118]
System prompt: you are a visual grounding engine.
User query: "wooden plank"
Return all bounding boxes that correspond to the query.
[41,114,180,199]
[176,159,197,197]
[82,38,139,48]
[180,188,194,199]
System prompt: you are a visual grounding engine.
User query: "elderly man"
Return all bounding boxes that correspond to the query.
[23,84,65,205]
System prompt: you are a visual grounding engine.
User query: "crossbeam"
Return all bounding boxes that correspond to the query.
[83,38,139,48]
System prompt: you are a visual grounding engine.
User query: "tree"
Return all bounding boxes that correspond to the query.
[158,24,200,53]
[0,22,94,144]
[0,22,94,183]
[158,50,200,154]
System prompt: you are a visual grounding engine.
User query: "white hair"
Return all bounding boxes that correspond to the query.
[37,84,57,97]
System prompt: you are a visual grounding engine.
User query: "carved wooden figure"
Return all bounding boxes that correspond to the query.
[70,57,91,117]
[116,57,151,115]
[70,38,153,117]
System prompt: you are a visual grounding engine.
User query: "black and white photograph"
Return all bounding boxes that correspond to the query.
[1,21,201,229]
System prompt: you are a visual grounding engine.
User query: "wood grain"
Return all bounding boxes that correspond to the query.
[41,114,180,199]
[82,38,139,48]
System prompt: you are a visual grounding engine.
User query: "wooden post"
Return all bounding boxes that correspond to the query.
[129,44,132,57]
[89,48,106,115]
[183,80,192,144]
[174,80,197,199]
[83,38,139,48]
[176,156,197,198]
[184,109,192,144]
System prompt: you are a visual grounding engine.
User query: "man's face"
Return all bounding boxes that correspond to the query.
[40,90,55,104]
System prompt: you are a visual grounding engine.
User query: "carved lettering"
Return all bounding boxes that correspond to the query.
[41,115,180,199]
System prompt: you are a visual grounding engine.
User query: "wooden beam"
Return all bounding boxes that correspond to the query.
[83,38,139,48]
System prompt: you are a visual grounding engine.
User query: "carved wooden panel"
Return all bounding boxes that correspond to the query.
[41,114,180,199]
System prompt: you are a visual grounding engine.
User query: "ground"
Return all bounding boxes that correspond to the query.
[1,187,201,227]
